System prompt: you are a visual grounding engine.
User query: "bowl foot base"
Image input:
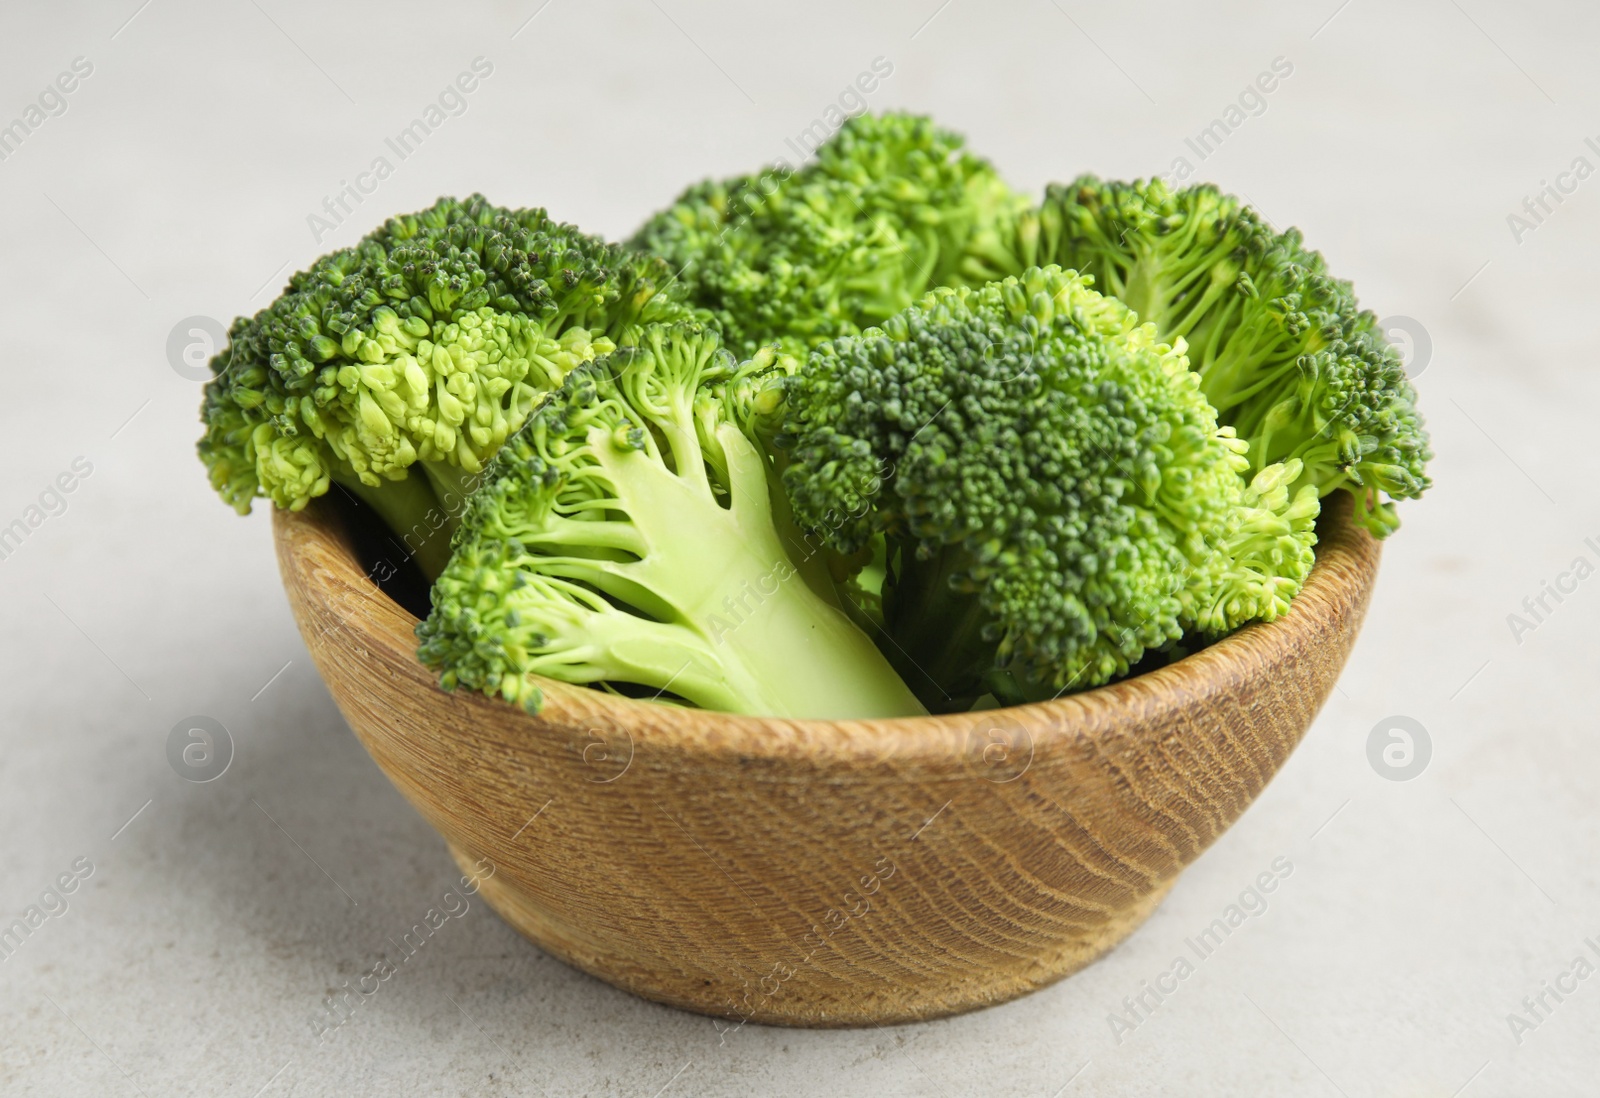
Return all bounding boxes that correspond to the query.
[449,842,1177,1028]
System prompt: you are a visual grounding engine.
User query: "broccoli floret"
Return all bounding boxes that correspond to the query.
[780,266,1318,712]
[198,195,692,577]
[631,112,1028,359]
[1002,176,1431,537]
[415,323,926,720]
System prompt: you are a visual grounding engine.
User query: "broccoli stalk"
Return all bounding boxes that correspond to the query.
[417,325,926,720]
[328,466,455,580]
[318,458,491,580]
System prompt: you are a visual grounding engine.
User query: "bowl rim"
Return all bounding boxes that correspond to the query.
[274,491,1379,765]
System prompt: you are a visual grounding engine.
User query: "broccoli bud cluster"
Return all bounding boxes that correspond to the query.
[780,267,1318,708]
[199,195,693,575]
[631,113,1029,359]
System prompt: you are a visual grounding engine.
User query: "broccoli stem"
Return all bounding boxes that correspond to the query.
[759,449,849,611]
[327,458,491,583]
[532,423,927,719]
[416,460,486,531]
[880,541,993,712]
[1111,245,1235,353]
[329,468,454,581]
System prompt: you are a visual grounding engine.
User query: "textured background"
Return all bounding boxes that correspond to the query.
[1,1,1596,1095]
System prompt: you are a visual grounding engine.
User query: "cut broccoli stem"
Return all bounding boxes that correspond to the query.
[421,323,922,719]
[518,421,924,719]
[329,468,453,581]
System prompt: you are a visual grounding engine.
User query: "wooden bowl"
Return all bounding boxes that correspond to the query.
[273,495,1379,1027]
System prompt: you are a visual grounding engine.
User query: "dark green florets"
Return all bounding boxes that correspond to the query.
[199,194,692,516]
[781,266,1317,710]
[631,112,1028,358]
[1005,176,1431,536]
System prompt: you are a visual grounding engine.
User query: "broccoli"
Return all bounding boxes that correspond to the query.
[631,112,1028,359]
[415,323,927,720]
[997,177,1432,537]
[199,195,692,578]
[779,266,1318,712]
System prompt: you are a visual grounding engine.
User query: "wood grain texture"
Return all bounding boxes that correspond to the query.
[273,494,1380,1027]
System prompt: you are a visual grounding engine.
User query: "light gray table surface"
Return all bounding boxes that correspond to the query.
[2,1,1595,1094]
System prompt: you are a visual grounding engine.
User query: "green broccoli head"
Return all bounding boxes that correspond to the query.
[630,111,1028,358]
[198,195,693,576]
[780,266,1318,711]
[415,323,925,720]
[1013,176,1431,537]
